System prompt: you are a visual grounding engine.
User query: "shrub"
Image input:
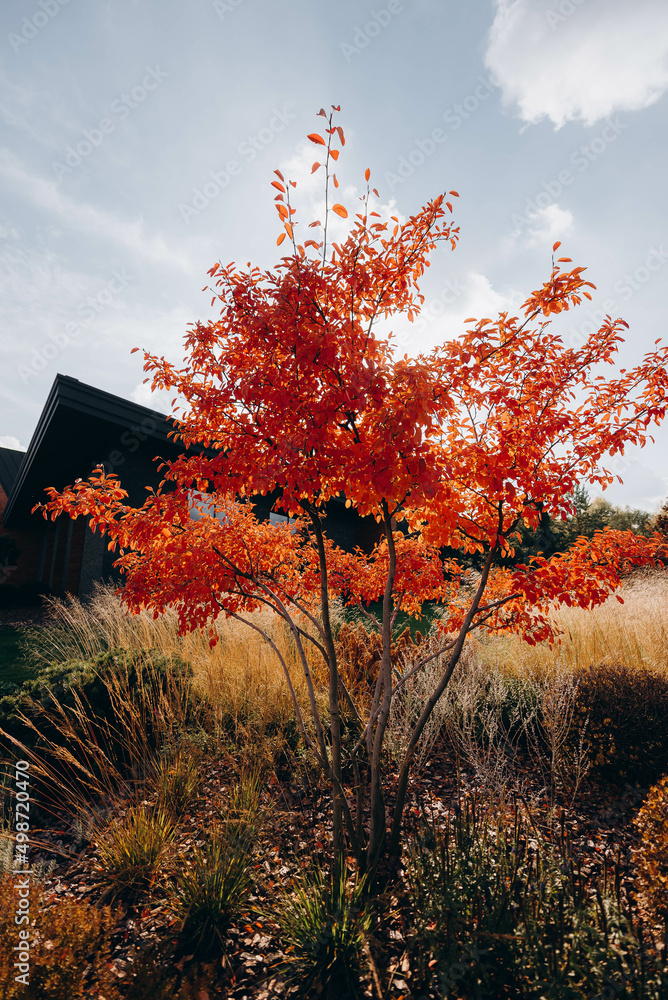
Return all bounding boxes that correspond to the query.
[0,874,120,1000]
[222,768,266,852]
[96,805,175,904]
[633,776,668,922]
[167,824,255,959]
[274,863,372,1000]
[0,648,195,808]
[570,662,668,784]
[153,749,201,821]
[405,794,668,998]
[336,621,423,708]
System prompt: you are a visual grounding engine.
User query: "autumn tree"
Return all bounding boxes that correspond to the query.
[37,107,668,881]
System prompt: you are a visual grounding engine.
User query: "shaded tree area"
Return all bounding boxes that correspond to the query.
[451,485,659,571]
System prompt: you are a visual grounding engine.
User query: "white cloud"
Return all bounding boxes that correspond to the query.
[130,381,174,414]
[507,202,574,249]
[0,149,200,273]
[484,0,668,128]
[0,436,26,451]
[394,271,523,353]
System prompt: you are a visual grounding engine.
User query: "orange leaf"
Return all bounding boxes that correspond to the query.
[365,168,370,182]
[336,126,345,145]
[449,189,459,197]
[332,204,348,219]
[284,223,293,238]
[307,132,326,146]
[271,181,285,193]
[330,149,339,161]
[276,232,286,245]
[274,169,284,181]
[311,161,321,173]
[553,240,562,251]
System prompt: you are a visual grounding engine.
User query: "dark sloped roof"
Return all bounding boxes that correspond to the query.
[0,447,26,497]
[3,374,180,528]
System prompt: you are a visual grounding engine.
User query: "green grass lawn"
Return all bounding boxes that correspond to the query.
[0,629,35,687]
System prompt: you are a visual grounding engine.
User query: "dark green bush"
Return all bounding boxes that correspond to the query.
[570,662,668,785]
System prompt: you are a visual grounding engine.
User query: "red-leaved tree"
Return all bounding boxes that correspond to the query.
[37,107,668,879]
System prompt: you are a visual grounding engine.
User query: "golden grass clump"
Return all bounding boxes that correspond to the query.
[24,583,321,739]
[476,570,668,679]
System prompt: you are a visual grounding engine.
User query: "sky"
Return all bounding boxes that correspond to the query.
[1,0,667,511]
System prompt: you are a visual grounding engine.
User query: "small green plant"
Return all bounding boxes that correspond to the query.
[96,804,175,904]
[274,862,372,1000]
[154,749,201,820]
[167,824,255,959]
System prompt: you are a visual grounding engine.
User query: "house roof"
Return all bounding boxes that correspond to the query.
[3,374,180,529]
[0,447,26,498]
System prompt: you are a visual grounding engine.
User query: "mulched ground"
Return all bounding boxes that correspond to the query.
[23,738,662,1000]
[0,606,51,629]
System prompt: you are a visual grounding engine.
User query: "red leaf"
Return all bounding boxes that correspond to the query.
[336,126,345,145]
[307,133,326,146]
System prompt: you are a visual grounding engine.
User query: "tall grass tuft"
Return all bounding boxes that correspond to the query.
[274,862,372,1000]
[406,792,668,998]
[95,804,175,904]
[167,824,255,959]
